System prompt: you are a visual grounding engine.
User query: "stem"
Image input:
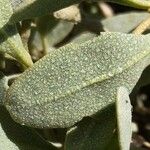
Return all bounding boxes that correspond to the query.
[0,53,5,70]
[133,15,150,35]
[41,35,49,55]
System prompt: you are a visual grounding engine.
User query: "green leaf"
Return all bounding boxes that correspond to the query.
[9,0,150,23]
[0,106,57,150]
[36,15,74,47]
[71,32,97,44]
[5,32,150,128]
[101,12,150,33]
[65,87,132,150]
[65,104,119,150]
[9,0,82,23]
[107,0,150,9]
[116,87,132,150]
[0,0,33,68]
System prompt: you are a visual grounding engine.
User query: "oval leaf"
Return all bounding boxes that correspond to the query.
[65,104,119,150]
[5,32,150,128]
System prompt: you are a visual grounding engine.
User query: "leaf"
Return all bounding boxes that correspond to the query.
[0,106,57,150]
[0,72,8,105]
[4,32,150,128]
[9,0,150,23]
[107,0,150,9]
[101,12,150,33]
[65,87,132,150]
[36,15,74,47]
[65,104,119,150]
[116,87,132,150]
[9,0,82,23]
[0,0,33,68]
[71,32,97,44]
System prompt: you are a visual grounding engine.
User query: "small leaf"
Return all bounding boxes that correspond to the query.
[0,0,33,68]
[36,15,74,47]
[65,87,132,150]
[5,32,150,128]
[116,87,132,150]
[65,104,118,150]
[0,106,57,150]
[9,0,82,23]
[101,12,150,33]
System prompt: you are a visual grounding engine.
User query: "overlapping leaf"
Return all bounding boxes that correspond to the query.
[9,0,150,23]
[0,0,33,68]
[0,106,57,150]
[65,104,118,150]
[65,87,132,150]
[5,32,150,128]
[101,12,150,33]
[36,15,74,47]
[9,0,82,23]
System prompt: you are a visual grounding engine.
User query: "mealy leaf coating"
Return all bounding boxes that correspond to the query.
[5,32,150,128]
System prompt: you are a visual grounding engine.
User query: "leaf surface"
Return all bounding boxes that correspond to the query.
[9,0,82,23]
[0,0,33,68]
[0,106,57,150]
[9,0,150,23]
[5,32,150,128]
[101,12,150,33]
[65,104,118,150]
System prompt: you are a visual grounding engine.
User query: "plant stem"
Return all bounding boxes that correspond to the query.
[133,15,150,35]
[41,35,49,55]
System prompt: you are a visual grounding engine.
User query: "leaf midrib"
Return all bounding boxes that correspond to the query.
[29,48,150,108]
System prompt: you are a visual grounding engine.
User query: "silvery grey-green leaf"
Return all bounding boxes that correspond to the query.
[5,32,150,128]
[0,106,57,150]
[101,12,150,33]
[0,0,33,68]
[116,87,132,150]
[36,15,74,47]
[65,104,119,150]
[65,87,131,150]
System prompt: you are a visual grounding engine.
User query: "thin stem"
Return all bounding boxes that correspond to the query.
[0,53,5,70]
[41,35,49,55]
[133,15,150,35]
